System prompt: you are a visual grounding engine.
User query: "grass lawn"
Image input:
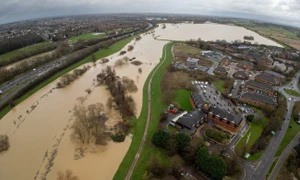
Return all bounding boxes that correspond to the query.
[0,42,52,62]
[113,43,173,179]
[235,122,264,157]
[275,119,300,157]
[168,124,179,133]
[0,36,135,120]
[68,33,106,43]
[266,158,279,179]
[213,80,225,93]
[174,89,193,111]
[284,89,300,97]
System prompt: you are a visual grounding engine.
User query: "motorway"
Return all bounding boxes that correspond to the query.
[0,23,153,108]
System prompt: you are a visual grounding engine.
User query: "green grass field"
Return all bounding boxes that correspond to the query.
[0,42,52,62]
[68,33,106,43]
[275,119,300,157]
[0,36,135,120]
[174,89,193,111]
[213,80,225,93]
[284,89,300,97]
[113,43,173,179]
[235,122,264,158]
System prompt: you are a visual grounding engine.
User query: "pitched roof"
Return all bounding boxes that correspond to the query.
[241,92,276,105]
[214,66,227,72]
[264,70,285,79]
[233,71,249,79]
[177,109,206,129]
[191,92,205,108]
[187,57,199,63]
[209,107,243,125]
[238,61,254,66]
[255,74,277,84]
[245,80,274,92]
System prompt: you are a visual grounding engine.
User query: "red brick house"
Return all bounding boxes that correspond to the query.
[255,74,278,86]
[237,61,254,70]
[245,80,275,96]
[221,57,231,66]
[240,92,276,109]
[214,66,227,75]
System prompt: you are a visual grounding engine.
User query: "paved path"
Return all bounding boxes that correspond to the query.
[125,43,170,180]
[269,133,300,180]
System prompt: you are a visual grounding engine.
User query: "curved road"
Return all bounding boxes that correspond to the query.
[125,43,170,180]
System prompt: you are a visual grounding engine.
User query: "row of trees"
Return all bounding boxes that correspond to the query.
[0,33,44,54]
[286,143,300,174]
[0,134,9,152]
[96,66,137,118]
[56,66,89,88]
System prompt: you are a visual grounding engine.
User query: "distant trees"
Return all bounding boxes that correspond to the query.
[57,169,79,180]
[56,66,88,88]
[97,66,136,117]
[135,35,142,41]
[71,103,109,145]
[0,134,9,152]
[152,129,170,148]
[0,33,44,54]
[127,45,134,51]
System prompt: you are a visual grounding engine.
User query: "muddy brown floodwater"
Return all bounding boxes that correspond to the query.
[0,23,281,180]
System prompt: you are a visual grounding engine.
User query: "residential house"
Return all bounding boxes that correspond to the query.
[263,70,285,84]
[237,61,254,70]
[233,71,249,80]
[221,57,231,66]
[176,109,207,135]
[214,66,227,75]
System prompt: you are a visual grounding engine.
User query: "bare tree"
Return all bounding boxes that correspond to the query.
[57,169,79,180]
[0,134,9,152]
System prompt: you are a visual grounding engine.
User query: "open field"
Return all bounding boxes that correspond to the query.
[235,122,264,157]
[0,36,135,119]
[68,33,106,43]
[174,89,193,111]
[284,89,300,97]
[0,42,52,62]
[173,44,213,66]
[113,43,173,179]
[275,119,300,157]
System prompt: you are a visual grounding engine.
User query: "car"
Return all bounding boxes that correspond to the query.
[33,68,36,71]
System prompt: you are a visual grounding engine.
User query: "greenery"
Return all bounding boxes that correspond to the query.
[284,89,300,97]
[266,158,278,179]
[174,89,193,111]
[0,36,135,120]
[275,118,300,157]
[235,122,264,157]
[174,132,191,153]
[0,134,9,152]
[195,146,227,179]
[246,114,255,122]
[68,33,106,43]
[213,80,225,93]
[152,129,170,148]
[205,129,230,144]
[113,43,174,179]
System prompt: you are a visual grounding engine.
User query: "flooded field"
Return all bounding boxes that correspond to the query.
[0,29,167,180]
[155,23,283,47]
[0,23,282,180]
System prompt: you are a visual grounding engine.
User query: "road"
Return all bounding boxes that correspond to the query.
[125,43,170,180]
[268,132,300,180]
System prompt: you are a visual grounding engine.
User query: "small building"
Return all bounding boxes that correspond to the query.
[214,66,227,75]
[169,111,188,127]
[240,92,276,108]
[176,109,207,135]
[201,50,214,56]
[237,61,254,70]
[186,57,199,69]
[255,74,278,86]
[233,71,249,80]
[245,80,275,96]
[263,70,285,83]
[221,57,231,66]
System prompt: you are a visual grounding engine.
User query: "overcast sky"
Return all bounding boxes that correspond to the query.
[1,0,300,27]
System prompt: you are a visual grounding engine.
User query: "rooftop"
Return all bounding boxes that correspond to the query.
[255,74,277,84]
[177,109,206,130]
[264,70,285,79]
[191,92,205,108]
[187,57,199,63]
[245,80,274,92]
[233,71,248,78]
[241,92,276,105]
[214,66,227,72]
[209,107,243,125]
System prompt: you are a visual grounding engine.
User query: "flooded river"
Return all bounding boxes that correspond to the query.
[155,23,283,47]
[0,23,281,180]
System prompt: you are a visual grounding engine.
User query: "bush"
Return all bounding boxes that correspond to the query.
[135,35,142,41]
[0,135,9,152]
[138,68,142,74]
[131,61,143,66]
[205,129,230,144]
[152,129,170,148]
[246,114,255,122]
[111,134,126,142]
[127,45,134,51]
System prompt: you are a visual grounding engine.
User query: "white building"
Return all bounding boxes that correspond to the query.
[186,57,199,69]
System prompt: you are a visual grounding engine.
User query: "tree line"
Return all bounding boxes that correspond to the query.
[96,66,136,118]
[0,33,45,54]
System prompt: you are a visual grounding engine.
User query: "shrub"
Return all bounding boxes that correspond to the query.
[127,45,134,51]
[138,68,142,73]
[205,129,230,144]
[246,114,255,122]
[152,129,170,148]
[135,35,142,41]
[111,134,126,142]
[0,135,9,152]
[131,61,143,66]
[119,50,126,55]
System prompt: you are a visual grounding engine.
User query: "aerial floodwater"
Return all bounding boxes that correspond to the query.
[0,23,281,180]
[156,23,283,47]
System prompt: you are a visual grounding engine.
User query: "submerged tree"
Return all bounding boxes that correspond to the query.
[57,169,79,180]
